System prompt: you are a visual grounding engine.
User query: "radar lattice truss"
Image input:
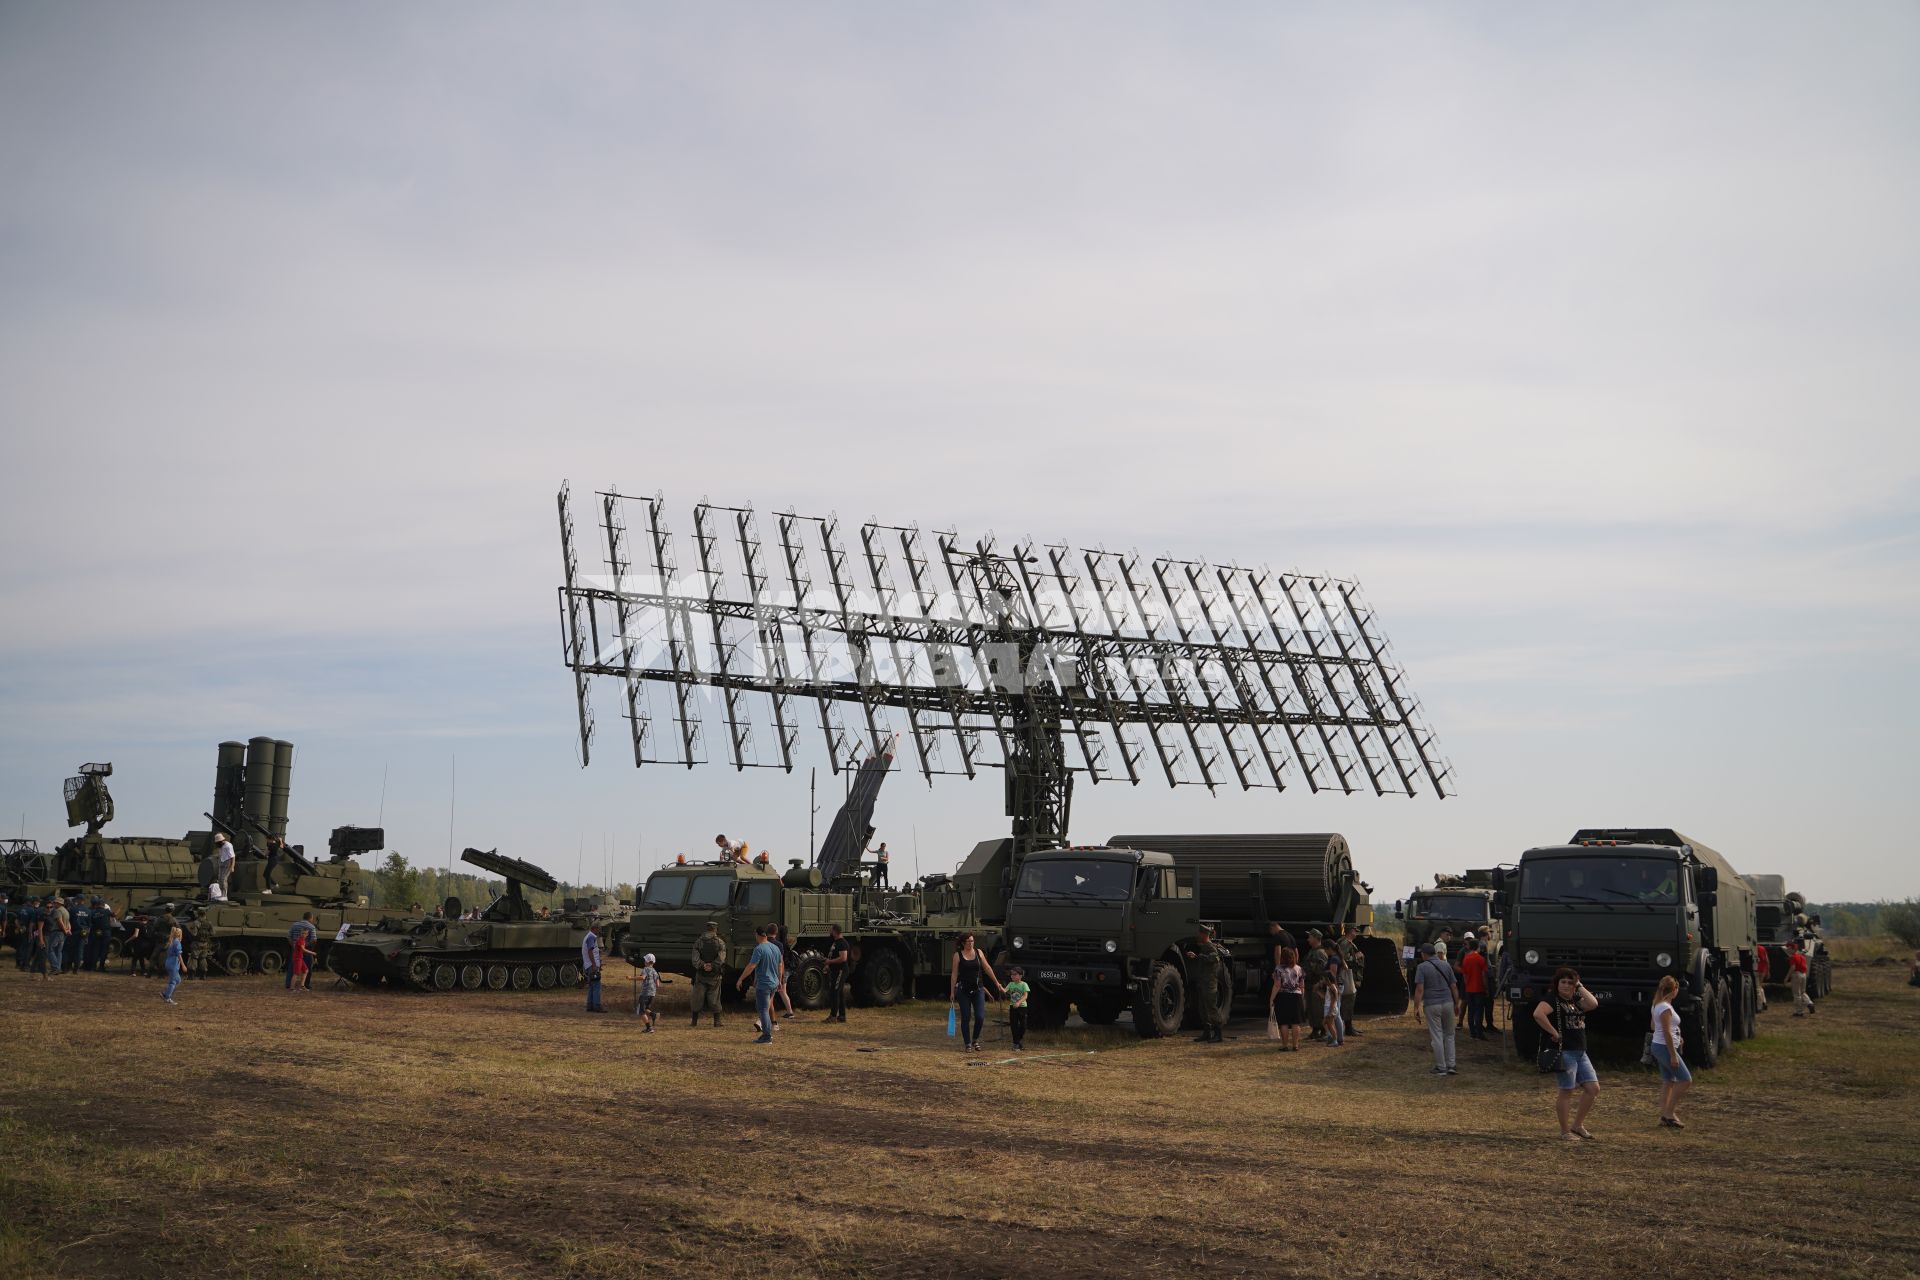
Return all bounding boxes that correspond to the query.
[556,484,1453,860]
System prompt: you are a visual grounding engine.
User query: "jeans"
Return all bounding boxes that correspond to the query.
[957,986,986,1045]
[1466,991,1488,1038]
[47,932,65,974]
[585,974,602,1011]
[753,985,775,1040]
[1009,1005,1028,1047]
[1651,1042,1691,1084]
[828,970,847,1019]
[1555,1048,1598,1090]
[1424,1000,1457,1070]
[163,958,182,1001]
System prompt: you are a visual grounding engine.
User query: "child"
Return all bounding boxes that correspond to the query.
[1322,948,1346,1046]
[1005,966,1031,1052]
[634,953,668,1031]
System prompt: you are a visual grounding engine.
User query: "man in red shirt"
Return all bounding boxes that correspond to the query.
[1755,945,1771,1011]
[1461,937,1492,1040]
[1789,947,1815,1017]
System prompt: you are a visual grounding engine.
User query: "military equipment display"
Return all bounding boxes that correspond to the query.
[1499,828,1760,1068]
[1000,833,1401,1037]
[555,486,1453,1011]
[1397,870,1505,965]
[1747,873,1831,999]
[326,847,617,991]
[2,762,204,919]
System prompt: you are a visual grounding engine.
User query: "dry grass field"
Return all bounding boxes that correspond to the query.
[3,948,1916,1280]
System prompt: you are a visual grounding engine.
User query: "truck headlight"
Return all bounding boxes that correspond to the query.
[1103,939,1118,953]
[1655,951,1673,969]
[1011,936,1024,949]
[1524,948,1541,966]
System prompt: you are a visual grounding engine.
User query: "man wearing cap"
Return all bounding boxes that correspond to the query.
[1338,924,1366,1038]
[634,952,664,1029]
[1184,923,1228,1043]
[1460,934,1491,1039]
[689,920,726,1028]
[1411,941,1461,1075]
[213,832,236,900]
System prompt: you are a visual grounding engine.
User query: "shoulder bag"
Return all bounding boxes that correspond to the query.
[1537,1003,1564,1074]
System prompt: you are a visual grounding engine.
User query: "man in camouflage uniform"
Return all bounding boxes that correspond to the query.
[689,920,726,1028]
[1184,923,1227,1043]
[1338,923,1366,1038]
[1303,929,1329,1039]
[186,915,214,979]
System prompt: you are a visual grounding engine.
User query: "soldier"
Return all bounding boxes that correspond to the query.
[1302,930,1329,1039]
[689,919,726,1027]
[824,923,850,1023]
[88,900,113,971]
[1339,924,1366,1037]
[186,916,214,979]
[1184,923,1227,1043]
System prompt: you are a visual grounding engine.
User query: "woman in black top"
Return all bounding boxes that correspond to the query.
[1533,966,1602,1141]
[948,932,1006,1053]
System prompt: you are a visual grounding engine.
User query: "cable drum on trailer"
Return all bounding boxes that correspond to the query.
[1106,833,1354,925]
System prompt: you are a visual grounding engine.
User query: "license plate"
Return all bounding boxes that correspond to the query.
[1037,969,1067,981]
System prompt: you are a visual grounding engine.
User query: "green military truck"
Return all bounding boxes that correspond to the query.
[1396,871,1505,965]
[1001,833,1403,1038]
[1747,874,1832,1000]
[618,855,986,1006]
[1499,828,1759,1067]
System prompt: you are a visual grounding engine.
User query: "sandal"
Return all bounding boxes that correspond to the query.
[1572,1127,1596,1140]
[1660,1116,1686,1129]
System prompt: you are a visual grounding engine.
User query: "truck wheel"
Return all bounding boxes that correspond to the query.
[1730,973,1749,1041]
[792,954,828,1010]
[1026,992,1070,1030]
[857,947,906,1007]
[1689,997,1720,1069]
[221,946,251,976]
[1131,962,1185,1038]
[1077,996,1125,1026]
[1716,978,1734,1056]
[1511,1010,1540,1062]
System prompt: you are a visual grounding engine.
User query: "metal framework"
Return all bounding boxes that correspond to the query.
[556,487,1453,862]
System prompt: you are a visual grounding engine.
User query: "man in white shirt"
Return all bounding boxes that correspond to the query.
[871,841,890,887]
[213,834,236,899]
[714,834,745,863]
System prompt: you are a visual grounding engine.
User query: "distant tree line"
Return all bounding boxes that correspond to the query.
[370,851,633,915]
[1808,901,1920,948]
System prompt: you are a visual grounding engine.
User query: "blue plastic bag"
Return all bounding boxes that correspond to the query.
[947,1004,958,1037]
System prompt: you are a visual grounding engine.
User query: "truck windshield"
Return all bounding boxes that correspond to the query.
[1521,857,1678,905]
[1014,859,1134,901]
[1414,893,1488,922]
[642,876,689,908]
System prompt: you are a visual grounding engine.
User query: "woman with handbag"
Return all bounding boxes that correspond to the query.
[1533,966,1601,1141]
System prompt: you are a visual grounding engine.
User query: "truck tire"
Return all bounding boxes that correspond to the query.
[792,954,828,1010]
[1511,1007,1540,1062]
[1687,996,1720,1069]
[1076,995,1125,1026]
[1132,962,1185,1039]
[1716,978,1734,1056]
[857,947,906,1007]
[1027,991,1071,1030]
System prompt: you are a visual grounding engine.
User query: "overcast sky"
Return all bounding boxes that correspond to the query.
[3,3,1915,901]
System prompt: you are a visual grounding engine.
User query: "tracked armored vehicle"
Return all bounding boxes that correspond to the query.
[328,847,612,992]
[1,763,203,918]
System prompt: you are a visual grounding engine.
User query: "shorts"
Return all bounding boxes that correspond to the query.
[1651,1042,1691,1084]
[635,993,655,1015]
[1555,1048,1598,1091]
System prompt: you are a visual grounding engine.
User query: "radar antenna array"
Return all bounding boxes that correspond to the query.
[556,487,1453,861]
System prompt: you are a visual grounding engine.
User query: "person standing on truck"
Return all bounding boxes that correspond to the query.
[714,834,747,864]
[948,932,1005,1053]
[869,841,891,887]
[1789,947,1815,1016]
[213,832,236,900]
[1535,967,1601,1141]
[1460,938,1491,1041]
[823,924,850,1023]
[1186,924,1229,1044]
[689,921,726,1028]
[1410,942,1459,1075]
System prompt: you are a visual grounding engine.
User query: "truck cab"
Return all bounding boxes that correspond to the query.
[1002,845,1198,1031]
[1399,881,1503,963]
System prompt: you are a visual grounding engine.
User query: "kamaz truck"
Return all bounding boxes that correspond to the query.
[1002,833,1403,1038]
[1397,872,1505,964]
[1500,828,1759,1067]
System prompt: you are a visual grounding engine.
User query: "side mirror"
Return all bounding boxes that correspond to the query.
[1701,890,1718,909]
[1698,867,1719,893]
[1393,900,1404,920]
[1491,868,1508,894]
